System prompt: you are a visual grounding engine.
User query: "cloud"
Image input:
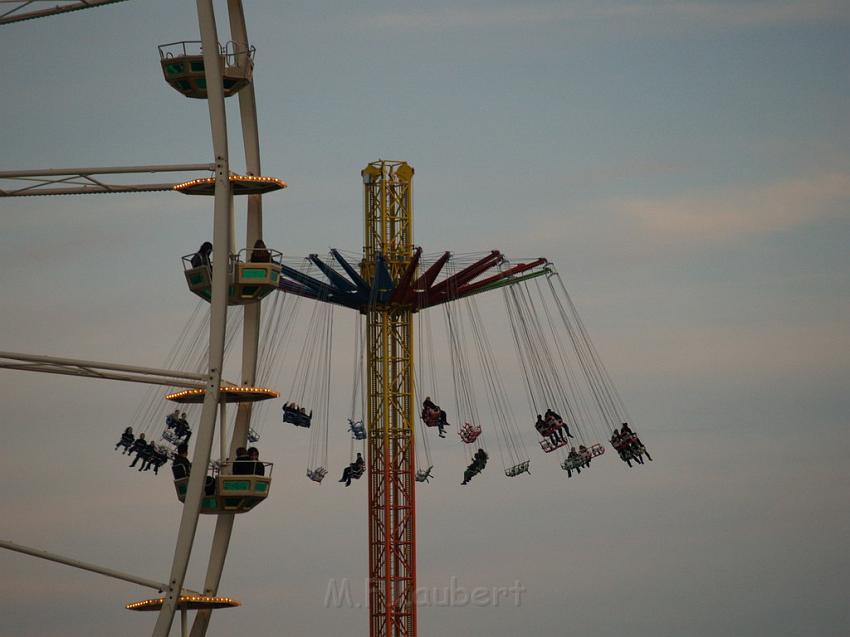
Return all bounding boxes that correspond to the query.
[613,172,850,244]
[361,1,850,32]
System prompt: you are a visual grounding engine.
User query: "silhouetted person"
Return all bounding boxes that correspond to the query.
[248,446,265,476]
[250,239,271,263]
[172,442,191,480]
[339,452,364,487]
[191,242,212,268]
[128,433,148,468]
[232,447,250,475]
[116,427,134,453]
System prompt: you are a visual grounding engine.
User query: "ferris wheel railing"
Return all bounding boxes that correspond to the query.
[157,40,256,70]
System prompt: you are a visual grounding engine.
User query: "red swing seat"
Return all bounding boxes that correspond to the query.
[459,422,482,444]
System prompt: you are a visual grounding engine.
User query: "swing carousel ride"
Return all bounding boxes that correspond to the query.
[0,2,651,637]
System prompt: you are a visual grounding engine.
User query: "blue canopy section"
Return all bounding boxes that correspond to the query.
[278,251,398,310]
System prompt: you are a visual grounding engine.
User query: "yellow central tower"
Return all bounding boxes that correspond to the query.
[361,160,417,637]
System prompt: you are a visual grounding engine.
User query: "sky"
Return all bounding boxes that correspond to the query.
[1,0,849,635]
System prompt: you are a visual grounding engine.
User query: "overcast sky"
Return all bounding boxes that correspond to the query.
[1,1,849,636]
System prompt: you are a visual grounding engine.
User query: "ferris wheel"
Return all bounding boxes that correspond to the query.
[0,3,651,637]
[0,2,286,635]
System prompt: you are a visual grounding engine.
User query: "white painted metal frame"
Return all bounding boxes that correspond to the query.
[0,0,128,26]
[152,1,233,635]
[0,351,207,388]
[0,539,200,594]
[190,2,264,633]
[0,3,269,636]
[0,163,214,197]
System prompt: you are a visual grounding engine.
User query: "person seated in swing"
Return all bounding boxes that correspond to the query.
[422,398,448,430]
[546,408,574,439]
[250,239,272,263]
[565,447,583,477]
[248,447,265,476]
[620,422,652,462]
[148,445,169,475]
[190,241,213,269]
[461,448,489,485]
[339,452,365,487]
[128,433,148,468]
[174,413,192,443]
[578,444,591,467]
[115,427,135,453]
[165,408,181,430]
[611,428,638,467]
[536,414,565,447]
[138,439,158,471]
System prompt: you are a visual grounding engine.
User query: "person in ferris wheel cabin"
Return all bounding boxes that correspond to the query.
[232,447,251,475]
[190,241,213,269]
[248,447,265,476]
[250,239,272,263]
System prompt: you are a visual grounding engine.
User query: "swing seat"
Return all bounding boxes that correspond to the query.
[415,466,434,483]
[504,460,530,477]
[247,428,260,443]
[307,467,327,483]
[560,455,586,472]
[348,419,366,440]
[539,437,569,453]
[174,467,272,514]
[162,430,182,445]
[590,443,605,457]
[458,422,482,444]
[421,407,441,426]
[283,407,312,428]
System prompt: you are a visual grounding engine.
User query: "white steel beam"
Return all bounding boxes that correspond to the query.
[0,0,129,26]
[0,163,215,197]
[191,4,264,634]
[152,1,232,635]
[0,539,202,595]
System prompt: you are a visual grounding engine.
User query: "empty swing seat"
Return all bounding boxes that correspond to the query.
[504,460,530,477]
[173,463,272,514]
[182,249,282,306]
[158,40,255,99]
[307,467,327,483]
[590,443,605,457]
[415,466,434,483]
